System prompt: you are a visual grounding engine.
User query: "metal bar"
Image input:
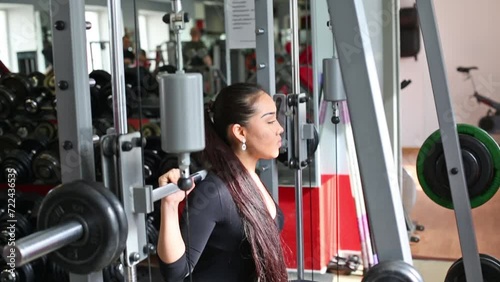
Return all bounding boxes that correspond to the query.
[5,220,82,267]
[152,170,208,202]
[415,0,483,280]
[255,0,278,201]
[50,0,95,183]
[289,0,306,278]
[107,0,128,134]
[326,0,412,263]
[49,1,101,281]
[290,0,301,93]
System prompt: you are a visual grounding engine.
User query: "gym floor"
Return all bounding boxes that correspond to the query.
[286,260,453,281]
[136,259,453,281]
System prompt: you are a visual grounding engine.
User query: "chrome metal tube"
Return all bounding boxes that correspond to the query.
[290,0,301,94]
[290,0,305,279]
[176,32,184,72]
[3,220,83,267]
[107,0,128,134]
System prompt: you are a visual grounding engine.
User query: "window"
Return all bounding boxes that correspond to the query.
[85,7,109,72]
[0,10,9,68]
[138,10,172,69]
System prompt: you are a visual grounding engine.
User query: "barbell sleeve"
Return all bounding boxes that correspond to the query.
[3,220,83,267]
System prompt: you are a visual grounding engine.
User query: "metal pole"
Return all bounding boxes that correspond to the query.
[415,0,483,280]
[289,0,305,279]
[107,0,128,134]
[5,221,83,267]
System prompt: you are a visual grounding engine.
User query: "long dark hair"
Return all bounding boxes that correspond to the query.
[201,83,287,282]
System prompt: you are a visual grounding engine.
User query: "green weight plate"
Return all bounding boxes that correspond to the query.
[417,124,500,209]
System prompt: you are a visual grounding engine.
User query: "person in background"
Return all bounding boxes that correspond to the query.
[182,27,212,68]
[157,83,288,282]
[123,34,135,67]
[138,49,151,71]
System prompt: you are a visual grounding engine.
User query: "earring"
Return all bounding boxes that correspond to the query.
[241,139,247,151]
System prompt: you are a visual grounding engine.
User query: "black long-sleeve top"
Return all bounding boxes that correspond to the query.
[159,172,284,282]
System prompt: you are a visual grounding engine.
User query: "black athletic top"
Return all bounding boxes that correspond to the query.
[159,172,285,282]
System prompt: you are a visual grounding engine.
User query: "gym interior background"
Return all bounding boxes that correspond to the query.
[0,0,499,281]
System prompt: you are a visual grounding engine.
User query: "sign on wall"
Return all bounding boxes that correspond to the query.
[224,0,256,49]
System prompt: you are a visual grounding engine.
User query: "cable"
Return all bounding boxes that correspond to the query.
[185,191,193,282]
[334,102,340,281]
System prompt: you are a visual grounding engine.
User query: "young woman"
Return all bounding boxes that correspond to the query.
[157,83,288,282]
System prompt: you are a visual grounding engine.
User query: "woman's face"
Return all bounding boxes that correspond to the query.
[244,93,284,159]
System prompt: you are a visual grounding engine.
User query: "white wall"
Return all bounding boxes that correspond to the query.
[400,0,500,147]
[0,10,9,68]
[5,5,37,73]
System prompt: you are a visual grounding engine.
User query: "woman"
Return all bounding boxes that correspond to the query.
[157,83,287,282]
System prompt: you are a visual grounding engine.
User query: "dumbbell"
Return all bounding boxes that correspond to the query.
[0,212,33,248]
[143,136,166,186]
[32,140,61,184]
[0,73,31,119]
[46,259,68,282]
[0,256,46,282]
[141,122,161,137]
[24,87,53,116]
[89,70,111,118]
[27,72,46,88]
[43,71,56,95]
[145,215,159,255]
[98,84,138,117]
[33,121,57,141]
[0,133,22,172]
[1,138,49,183]
[0,120,12,136]
[11,121,35,140]
[103,261,124,282]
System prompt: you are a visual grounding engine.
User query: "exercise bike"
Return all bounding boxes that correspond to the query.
[457,66,500,134]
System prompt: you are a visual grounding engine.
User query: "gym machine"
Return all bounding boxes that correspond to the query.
[1,1,207,282]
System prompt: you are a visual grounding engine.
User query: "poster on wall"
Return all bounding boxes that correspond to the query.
[224,0,256,49]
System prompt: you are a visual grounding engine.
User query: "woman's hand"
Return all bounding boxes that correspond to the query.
[158,168,195,205]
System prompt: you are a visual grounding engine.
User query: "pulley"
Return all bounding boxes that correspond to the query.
[416,124,500,209]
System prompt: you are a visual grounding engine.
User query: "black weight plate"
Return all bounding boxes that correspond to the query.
[37,180,127,274]
[89,70,111,89]
[91,181,128,264]
[361,260,424,282]
[0,73,30,99]
[423,134,493,200]
[445,253,500,282]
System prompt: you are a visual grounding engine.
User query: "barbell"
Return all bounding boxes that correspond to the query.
[2,170,207,275]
